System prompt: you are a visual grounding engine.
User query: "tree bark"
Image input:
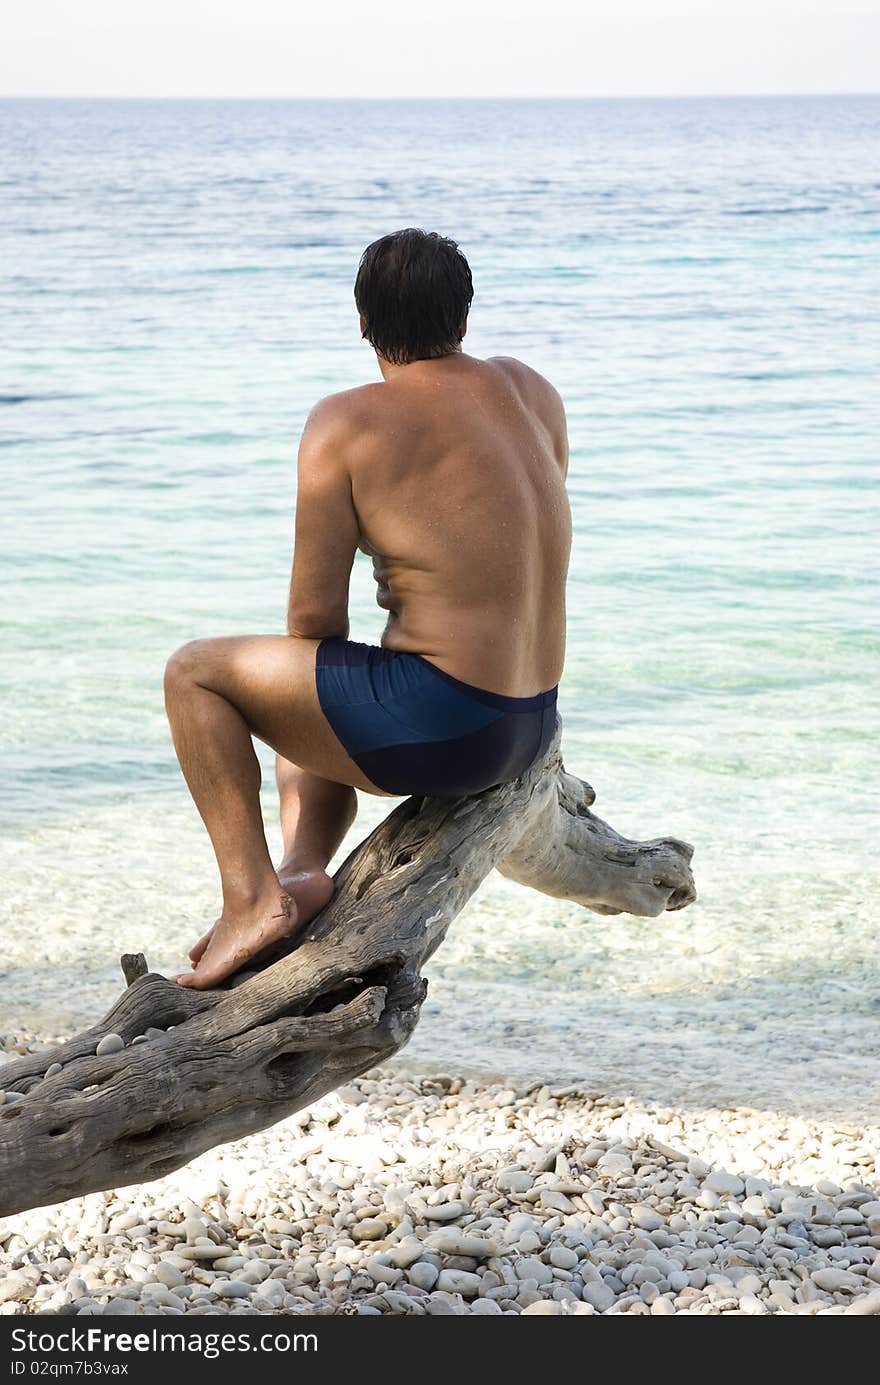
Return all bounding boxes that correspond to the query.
[0,720,695,1216]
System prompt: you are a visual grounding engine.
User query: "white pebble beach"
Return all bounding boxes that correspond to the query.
[2,1042,878,1317]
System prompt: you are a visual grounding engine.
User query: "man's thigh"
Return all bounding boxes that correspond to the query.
[184,634,394,796]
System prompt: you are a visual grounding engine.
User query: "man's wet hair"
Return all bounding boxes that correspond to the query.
[354,228,473,366]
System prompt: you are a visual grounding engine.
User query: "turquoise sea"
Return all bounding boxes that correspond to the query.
[1,97,878,1118]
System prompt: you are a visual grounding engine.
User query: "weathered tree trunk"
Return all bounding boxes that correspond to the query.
[0,721,695,1216]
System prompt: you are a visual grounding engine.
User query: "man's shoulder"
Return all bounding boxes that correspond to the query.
[486,355,565,409]
[488,356,568,472]
[304,383,384,436]
[298,385,386,476]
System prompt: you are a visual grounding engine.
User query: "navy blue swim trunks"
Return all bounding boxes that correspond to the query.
[315,637,558,799]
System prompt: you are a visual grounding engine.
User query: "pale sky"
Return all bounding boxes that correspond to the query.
[2,0,878,99]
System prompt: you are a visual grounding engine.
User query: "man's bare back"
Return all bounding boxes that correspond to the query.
[289,351,571,697]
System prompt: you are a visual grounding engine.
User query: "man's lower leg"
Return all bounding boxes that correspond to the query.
[274,758,357,923]
[164,649,294,987]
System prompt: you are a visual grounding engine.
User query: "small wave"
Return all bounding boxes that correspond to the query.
[2,424,164,447]
[277,239,335,249]
[194,265,279,276]
[649,255,729,266]
[0,393,78,406]
[728,204,830,216]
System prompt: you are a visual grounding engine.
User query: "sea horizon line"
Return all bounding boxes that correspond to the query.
[1,89,878,103]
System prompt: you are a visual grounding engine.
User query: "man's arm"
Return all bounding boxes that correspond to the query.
[286,399,360,640]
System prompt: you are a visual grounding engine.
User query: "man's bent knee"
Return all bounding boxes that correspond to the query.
[164,638,219,695]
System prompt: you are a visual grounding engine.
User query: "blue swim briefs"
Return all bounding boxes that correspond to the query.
[315,637,558,799]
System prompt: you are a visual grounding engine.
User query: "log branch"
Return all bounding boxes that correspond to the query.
[0,719,695,1215]
[120,953,149,987]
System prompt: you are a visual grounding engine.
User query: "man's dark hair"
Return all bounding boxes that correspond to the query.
[354,228,473,366]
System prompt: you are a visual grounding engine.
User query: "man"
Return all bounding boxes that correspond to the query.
[166,228,572,989]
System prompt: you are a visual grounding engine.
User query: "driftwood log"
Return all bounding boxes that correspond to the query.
[0,721,695,1216]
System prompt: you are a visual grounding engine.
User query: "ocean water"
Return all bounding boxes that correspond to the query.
[1,97,878,1119]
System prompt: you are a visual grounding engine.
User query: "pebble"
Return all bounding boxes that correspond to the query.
[704,1172,745,1196]
[630,1204,664,1231]
[105,1298,137,1315]
[95,1034,125,1057]
[421,1201,467,1223]
[597,1151,633,1177]
[215,1282,254,1299]
[549,1245,578,1270]
[183,1217,206,1243]
[843,1291,880,1316]
[0,1275,34,1305]
[816,1180,842,1197]
[812,1227,844,1247]
[424,1292,465,1315]
[409,1263,439,1291]
[423,1230,497,1258]
[44,1062,63,1078]
[496,1169,533,1194]
[515,1256,553,1286]
[109,1210,143,1234]
[741,1195,766,1217]
[538,1188,575,1213]
[351,1218,387,1242]
[651,1296,675,1315]
[582,1282,616,1310]
[735,1225,762,1246]
[436,1270,481,1297]
[811,1268,861,1292]
[387,1237,425,1269]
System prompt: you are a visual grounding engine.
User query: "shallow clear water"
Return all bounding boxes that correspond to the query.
[1,97,878,1118]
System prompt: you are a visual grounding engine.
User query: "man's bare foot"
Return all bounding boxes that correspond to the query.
[175,890,297,990]
[186,869,335,969]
